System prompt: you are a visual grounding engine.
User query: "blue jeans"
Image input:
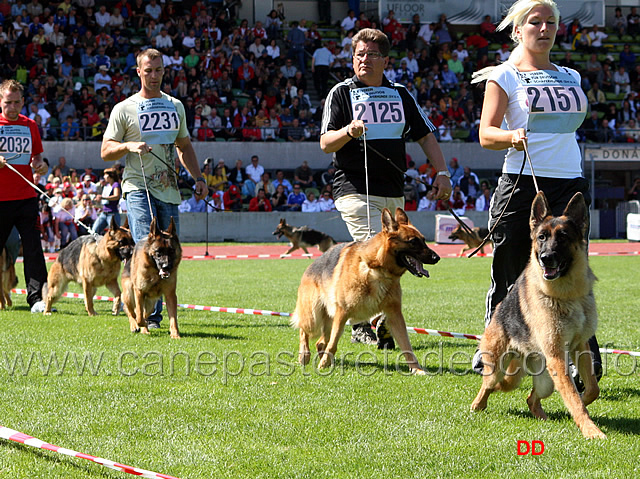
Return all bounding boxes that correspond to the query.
[126,191,181,324]
[92,211,121,235]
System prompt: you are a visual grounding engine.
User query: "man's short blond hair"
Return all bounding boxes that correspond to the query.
[0,79,24,98]
[136,48,164,68]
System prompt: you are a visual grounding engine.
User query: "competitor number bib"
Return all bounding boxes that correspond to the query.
[137,97,180,145]
[0,125,32,165]
[349,86,405,140]
[520,70,587,134]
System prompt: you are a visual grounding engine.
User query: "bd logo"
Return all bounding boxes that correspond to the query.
[517,440,545,455]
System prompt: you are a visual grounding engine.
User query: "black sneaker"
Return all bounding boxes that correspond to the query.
[472,348,484,375]
[374,317,395,350]
[570,360,602,394]
[351,323,377,345]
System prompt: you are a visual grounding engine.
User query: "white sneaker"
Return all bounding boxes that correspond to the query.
[31,300,46,313]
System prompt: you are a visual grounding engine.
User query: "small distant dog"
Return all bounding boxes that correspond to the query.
[471,192,605,439]
[292,208,440,374]
[448,224,490,257]
[44,218,134,316]
[0,247,17,310]
[121,217,182,339]
[273,218,337,257]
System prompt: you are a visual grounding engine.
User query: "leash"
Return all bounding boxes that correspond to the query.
[467,139,540,258]
[137,152,156,220]
[3,159,99,240]
[362,131,372,239]
[360,142,471,232]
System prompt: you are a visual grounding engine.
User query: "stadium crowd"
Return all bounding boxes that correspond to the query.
[1,1,640,144]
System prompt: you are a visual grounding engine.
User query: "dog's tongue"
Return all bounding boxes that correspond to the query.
[543,267,558,279]
[407,257,429,278]
[159,270,170,279]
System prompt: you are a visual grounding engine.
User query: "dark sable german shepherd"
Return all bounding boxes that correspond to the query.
[121,217,182,338]
[292,208,440,374]
[273,218,337,257]
[471,192,605,439]
[448,224,490,257]
[0,247,17,310]
[44,217,134,316]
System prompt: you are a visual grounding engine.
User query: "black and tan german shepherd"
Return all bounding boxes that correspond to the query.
[291,208,440,374]
[448,224,490,257]
[471,192,605,439]
[121,217,182,339]
[273,218,337,257]
[0,247,17,310]
[44,217,134,316]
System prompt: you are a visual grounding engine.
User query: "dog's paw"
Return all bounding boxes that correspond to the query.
[410,367,427,376]
[87,311,98,317]
[43,311,52,316]
[581,423,606,439]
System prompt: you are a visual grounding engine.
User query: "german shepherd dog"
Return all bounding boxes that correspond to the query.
[448,224,490,257]
[44,217,134,316]
[471,192,605,439]
[273,218,337,257]
[121,217,182,339]
[0,247,17,310]
[292,208,440,374]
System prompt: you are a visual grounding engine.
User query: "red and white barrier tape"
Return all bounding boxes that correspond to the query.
[11,289,291,317]
[405,327,482,341]
[11,289,640,356]
[0,425,179,479]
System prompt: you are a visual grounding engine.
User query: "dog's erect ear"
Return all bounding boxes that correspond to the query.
[381,208,399,233]
[109,215,119,232]
[149,216,160,237]
[395,208,409,225]
[563,192,588,235]
[530,191,551,231]
[279,218,285,224]
[167,216,177,236]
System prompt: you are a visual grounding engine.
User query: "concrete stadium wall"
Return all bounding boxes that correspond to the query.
[42,141,506,172]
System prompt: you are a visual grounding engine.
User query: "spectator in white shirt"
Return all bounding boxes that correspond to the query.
[588,25,608,50]
[341,10,357,33]
[95,5,110,29]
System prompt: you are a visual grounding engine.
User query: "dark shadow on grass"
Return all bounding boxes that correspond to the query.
[411,341,477,352]
[505,407,639,435]
[600,386,640,401]
[2,440,114,477]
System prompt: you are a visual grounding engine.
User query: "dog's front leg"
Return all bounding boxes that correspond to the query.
[164,286,180,339]
[383,308,424,375]
[545,354,606,439]
[575,342,600,406]
[82,280,98,316]
[105,279,122,316]
[134,289,149,334]
[317,308,348,369]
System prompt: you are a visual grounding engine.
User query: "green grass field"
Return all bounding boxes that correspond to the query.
[1,252,639,478]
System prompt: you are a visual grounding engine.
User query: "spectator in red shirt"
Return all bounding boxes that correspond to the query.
[248,188,273,211]
[197,118,215,141]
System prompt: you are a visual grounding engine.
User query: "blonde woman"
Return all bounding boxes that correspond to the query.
[472,0,601,385]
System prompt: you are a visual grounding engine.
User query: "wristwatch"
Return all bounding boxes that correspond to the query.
[436,170,451,178]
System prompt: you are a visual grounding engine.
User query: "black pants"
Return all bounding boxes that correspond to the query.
[313,65,330,98]
[485,174,601,364]
[0,197,48,307]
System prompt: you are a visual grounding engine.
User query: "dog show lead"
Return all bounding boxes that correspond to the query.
[471,0,602,386]
[101,48,207,330]
[320,28,452,349]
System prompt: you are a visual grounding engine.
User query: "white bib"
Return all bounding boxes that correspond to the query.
[0,124,33,165]
[349,86,405,140]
